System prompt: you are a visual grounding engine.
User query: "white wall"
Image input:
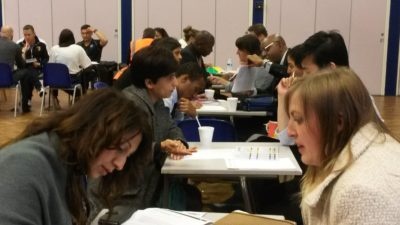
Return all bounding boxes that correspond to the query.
[265,0,389,95]
[2,0,118,61]
[132,0,252,67]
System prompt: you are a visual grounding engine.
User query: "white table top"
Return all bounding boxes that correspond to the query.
[196,100,269,117]
[161,142,302,177]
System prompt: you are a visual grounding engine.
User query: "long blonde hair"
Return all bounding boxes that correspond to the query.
[285,67,392,196]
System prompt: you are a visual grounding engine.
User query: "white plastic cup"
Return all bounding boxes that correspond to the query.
[204,89,215,100]
[198,126,214,147]
[227,97,238,112]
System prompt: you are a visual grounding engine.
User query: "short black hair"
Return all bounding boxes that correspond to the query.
[81,24,90,30]
[151,37,181,51]
[130,46,178,88]
[302,30,349,68]
[176,62,206,82]
[142,28,155,38]
[287,44,305,68]
[23,24,35,33]
[235,34,261,55]
[247,24,268,37]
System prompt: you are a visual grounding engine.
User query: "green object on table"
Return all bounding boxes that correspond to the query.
[206,66,224,75]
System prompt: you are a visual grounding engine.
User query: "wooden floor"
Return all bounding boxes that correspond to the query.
[1,89,400,145]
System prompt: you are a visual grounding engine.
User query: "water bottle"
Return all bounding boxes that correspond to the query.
[226,58,233,72]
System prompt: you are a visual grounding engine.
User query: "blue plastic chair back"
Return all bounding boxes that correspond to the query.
[43,63,73,88]
[93,81,109,89]
[177,119,237,142]
[0,63,13,87]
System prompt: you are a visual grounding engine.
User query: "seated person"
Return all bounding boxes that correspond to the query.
[76,24,108,63]
[18,24,48,111]
[163,62,206,120]
[286,44,304,77]
[49,29,94,107]
[0,89,153,225]
[248,34,290,90]
[105,46,199,212]
[209,34,274,96]
[276,31,350,145]
[286,67,400,224]
[114,37,183,90]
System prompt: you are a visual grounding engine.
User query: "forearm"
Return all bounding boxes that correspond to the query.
[94,29,108,46]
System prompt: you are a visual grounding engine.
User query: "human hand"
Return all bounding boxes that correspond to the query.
[32,62,40,68]
[161,139,197,156]
[247,54,263,66]
[208,76,229,85]
[169,146,197,160]
[277,73,296,97]
[178,98,197,117]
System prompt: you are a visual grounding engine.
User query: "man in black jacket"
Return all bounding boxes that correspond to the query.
[18,24,48,111]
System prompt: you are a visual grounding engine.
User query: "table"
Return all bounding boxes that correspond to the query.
[196,100,272,117]
[90,209,285,225]
[161,142,302,212]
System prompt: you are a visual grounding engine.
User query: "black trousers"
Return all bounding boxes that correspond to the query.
[13,68,42,109]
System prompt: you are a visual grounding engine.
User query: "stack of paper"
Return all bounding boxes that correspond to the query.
[122,208,213,225]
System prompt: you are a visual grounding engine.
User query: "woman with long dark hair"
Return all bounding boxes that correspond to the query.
[0,89,152,225]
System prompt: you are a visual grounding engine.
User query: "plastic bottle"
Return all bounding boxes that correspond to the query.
[226,58,233,72]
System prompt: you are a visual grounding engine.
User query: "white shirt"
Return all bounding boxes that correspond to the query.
[163,88,184,121]
[49,44,91,74]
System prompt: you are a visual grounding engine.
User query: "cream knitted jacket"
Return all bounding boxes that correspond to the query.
[302,123,400,225]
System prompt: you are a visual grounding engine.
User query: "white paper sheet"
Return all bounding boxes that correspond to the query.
[231,66,257,93]
[122,208,212,225]
[226,158,295,170]
[183,148,238,160]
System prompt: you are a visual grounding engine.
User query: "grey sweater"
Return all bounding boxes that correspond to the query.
[120,84,185,208]
[0,132,72,225]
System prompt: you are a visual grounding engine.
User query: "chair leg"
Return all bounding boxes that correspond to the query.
[14,84,19,117]
[2,89,7,102]
[40,86,47,116]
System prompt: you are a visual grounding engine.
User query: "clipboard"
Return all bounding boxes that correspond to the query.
[215,212,296,225]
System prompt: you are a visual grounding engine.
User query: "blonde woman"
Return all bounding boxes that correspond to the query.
[286,68,400,224]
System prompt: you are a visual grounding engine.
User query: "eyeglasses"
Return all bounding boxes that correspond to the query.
[264,42,274,50]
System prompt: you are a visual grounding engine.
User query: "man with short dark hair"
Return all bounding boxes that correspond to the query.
[181,30,215,70]
[18,24,48,112]
[163,62,206,120]
[247,23,268,43]
[121,46,196,209]
[76,24,108,62]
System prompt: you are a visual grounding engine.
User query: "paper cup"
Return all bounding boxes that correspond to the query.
[204,89,215,100]
[198,126,214,147]
[226,97,238,112]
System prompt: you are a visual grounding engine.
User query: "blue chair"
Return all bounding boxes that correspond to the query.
[40,63,83,116]
[0,63,21,117]
[177,118,237,142]
[93,81,109,89]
